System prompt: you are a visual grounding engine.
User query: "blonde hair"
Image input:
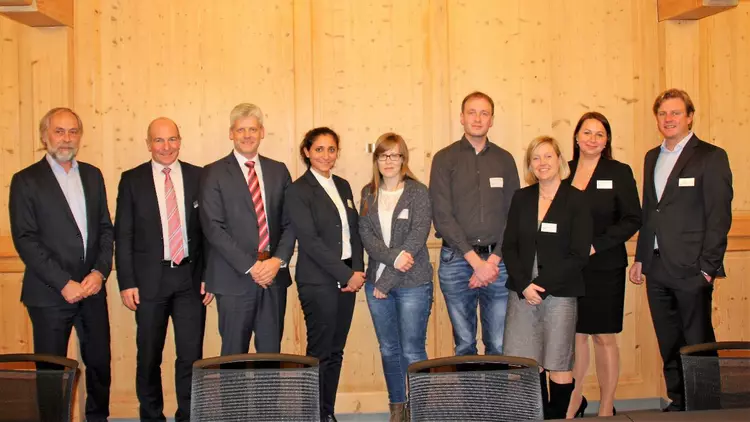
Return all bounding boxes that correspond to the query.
[361,132,419,216]
[230,103,264,128]
[523,135,570,185]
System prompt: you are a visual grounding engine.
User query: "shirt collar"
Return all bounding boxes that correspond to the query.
[46,153,79,172]
[310,167,334,186]
[151,159,180,173]
[234,149,260,169]
[459,135,490,153]
[660,132,693,153]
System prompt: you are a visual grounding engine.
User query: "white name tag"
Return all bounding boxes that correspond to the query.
[596,180,613,190]
[540,222,557,233]
[679,177,695,187]
[489,177,504,188]
[397,209,409,219]
[347,199,355,209]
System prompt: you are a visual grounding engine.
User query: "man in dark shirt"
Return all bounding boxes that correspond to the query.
[430,91,520,355]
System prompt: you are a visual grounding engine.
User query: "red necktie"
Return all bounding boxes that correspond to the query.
[163,167,184,264]
[246,161,270,252]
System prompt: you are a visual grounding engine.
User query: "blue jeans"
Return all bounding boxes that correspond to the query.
[438,246,509,355]
[365,282,433,404]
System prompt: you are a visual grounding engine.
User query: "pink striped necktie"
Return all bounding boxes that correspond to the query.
[163,167,185,264]
[246,161,270,252]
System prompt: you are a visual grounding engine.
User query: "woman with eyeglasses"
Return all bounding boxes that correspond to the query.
[285,127,365,421]
[565,112,641,418]
[359,132,433,422]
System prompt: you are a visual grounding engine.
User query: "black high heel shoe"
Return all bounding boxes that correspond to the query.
[575,396,588,418]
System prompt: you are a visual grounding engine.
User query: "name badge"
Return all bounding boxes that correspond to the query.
[347,199,355,209]
[679,177,695,187]
[489,177,504,188]
[397,209,409,219]
[596,180,613,190]
[540,222,557,233]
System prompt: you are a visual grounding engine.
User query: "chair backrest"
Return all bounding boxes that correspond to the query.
[0,354,79,422]
[680,341,750,411]
[407,355,544,422]
[191,353,320,422]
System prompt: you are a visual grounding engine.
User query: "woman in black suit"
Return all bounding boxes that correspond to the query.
[502,136,592,420]
[565,112,642,418]
[285,127,366,421]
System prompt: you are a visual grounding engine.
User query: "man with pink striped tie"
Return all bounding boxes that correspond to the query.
[200,103,296,355]
[115,117,212,421]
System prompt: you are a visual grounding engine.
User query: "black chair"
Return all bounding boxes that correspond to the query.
[191,353,320,422]
[407,355,544,422]
[0,354,79,422]
[680,341,750,411]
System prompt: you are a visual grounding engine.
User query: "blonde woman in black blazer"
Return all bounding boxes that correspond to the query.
[565,112,641,418]
[502,136,592,420]
[285,127,365,422]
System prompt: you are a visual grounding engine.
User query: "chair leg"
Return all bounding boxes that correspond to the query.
[548,379,575,420]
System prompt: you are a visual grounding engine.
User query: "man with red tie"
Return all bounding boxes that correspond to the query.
[115,117,212,421]
[200,103,296,354]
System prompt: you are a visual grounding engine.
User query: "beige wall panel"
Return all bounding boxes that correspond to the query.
[0,16,22,237]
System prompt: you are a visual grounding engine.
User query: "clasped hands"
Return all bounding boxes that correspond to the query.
[249,257,283,289]
[468,253,501,289]
[61,270,104,304]
[372,251,415,299]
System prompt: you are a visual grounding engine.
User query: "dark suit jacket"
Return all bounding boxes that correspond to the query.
[565,158,641,271]
[286,169,364,286]
[200,152,295,295]
[9,157,114,307]
[114,161,205,299]
[502,183,592,298]
[635,134,733,279]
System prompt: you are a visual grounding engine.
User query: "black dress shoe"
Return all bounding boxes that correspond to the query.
[575,395,588,418]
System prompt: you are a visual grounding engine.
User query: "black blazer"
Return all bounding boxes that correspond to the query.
[114,161,205,299]
[200,152,295,295]
[635,134,733,280]
[502,183,592,298]
[9,157,114,307]
[286,169,364,286]
[565,158,641,271]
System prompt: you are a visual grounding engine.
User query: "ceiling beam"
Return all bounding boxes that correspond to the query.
[658,0,738,21]
[0,0,73,27]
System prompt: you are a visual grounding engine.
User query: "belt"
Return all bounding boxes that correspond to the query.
[442,241,497,255]
[653,249,661,257]
[257,250,271,261]
[160,257,191,268]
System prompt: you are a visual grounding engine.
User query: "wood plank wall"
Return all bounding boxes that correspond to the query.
[1,0,749,418]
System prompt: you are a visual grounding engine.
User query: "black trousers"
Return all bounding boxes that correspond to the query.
[279,283,288,341]
[646,253,716,410]
[27,294,111,422]
[135,265,206,422]
[298,281,356,417]
[216,283,281,355]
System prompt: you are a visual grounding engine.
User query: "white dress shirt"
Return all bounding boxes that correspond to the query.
[311,168,352,260]
[152,160,189,260]
[47,154,88,258]
[653,132,692,249]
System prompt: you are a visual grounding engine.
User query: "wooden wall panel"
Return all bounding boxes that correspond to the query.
[1,0,750,418]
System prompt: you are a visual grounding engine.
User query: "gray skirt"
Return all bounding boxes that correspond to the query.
[503,292,577,371]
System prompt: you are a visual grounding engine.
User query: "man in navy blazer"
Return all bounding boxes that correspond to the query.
[200,103,295,355]
[9,107,113,422]
[115,118,212,422]
[630,89,733,412]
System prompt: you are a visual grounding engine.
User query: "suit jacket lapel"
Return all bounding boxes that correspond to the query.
[258,156,274,227]
[224,153,258,219]
[79,164,97,252]
[39,159,78,229]
[179,161,194,226]
[364,188,384,239]
[658,135,698,207]
[645,148,659,205]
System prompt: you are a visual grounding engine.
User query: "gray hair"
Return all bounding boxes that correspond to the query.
[230,103,264,128]
[39,107,83,143]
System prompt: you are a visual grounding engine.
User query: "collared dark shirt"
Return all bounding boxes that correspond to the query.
[430,136,520,255]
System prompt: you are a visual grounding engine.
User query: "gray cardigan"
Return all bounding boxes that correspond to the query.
[359,178,433,294]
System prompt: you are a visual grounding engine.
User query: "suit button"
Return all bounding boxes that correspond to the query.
[656,209,660,212]
[336,224,341,228]
[80,256,85,262]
